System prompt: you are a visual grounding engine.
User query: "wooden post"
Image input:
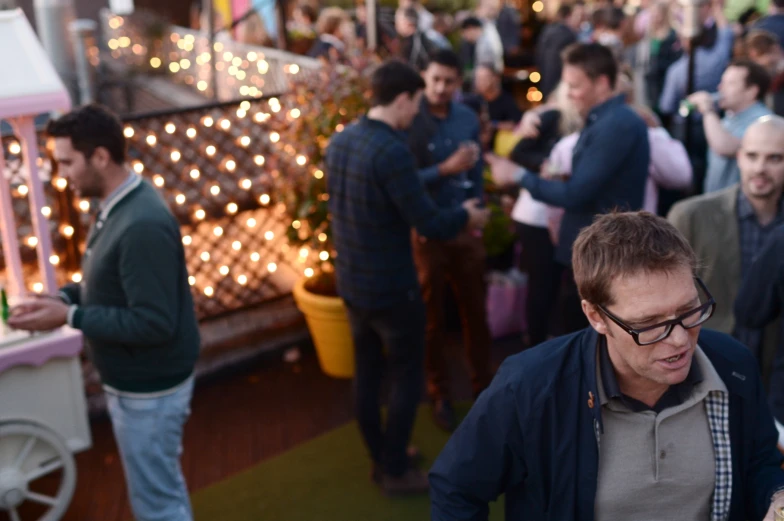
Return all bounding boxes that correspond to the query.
[205,0,219,99]
[367,0,377,51]
[276,0,289,50]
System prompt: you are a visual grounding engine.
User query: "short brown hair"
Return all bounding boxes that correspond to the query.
[745,29,779,56]
[572,212,698,307]
[730,58,771,101]
[46,103,126,164]
[561,42,618,89]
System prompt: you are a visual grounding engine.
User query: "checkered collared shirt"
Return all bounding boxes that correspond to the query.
[734,191,784,357]
[706,390,732,521]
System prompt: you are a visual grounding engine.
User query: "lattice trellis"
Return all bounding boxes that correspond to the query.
[0,96,323,319]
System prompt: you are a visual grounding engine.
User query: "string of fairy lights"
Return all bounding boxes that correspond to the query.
[1,94,325,312]
[103,14,317,100]
[3,12,542,304]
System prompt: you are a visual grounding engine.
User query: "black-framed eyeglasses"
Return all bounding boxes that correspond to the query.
[597,278,716,346]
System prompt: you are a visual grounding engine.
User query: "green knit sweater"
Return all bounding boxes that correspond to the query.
[60,180,200,393]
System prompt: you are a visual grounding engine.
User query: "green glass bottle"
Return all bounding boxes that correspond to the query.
[678,100,697,118]
[1,286,9,324]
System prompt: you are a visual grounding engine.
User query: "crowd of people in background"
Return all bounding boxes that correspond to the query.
[16,0,784,516]
[322,0,784,503]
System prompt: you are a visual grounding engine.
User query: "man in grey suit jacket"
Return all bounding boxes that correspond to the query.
[668,116,784,389]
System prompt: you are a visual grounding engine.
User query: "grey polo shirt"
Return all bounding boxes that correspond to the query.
[594,341,728,521]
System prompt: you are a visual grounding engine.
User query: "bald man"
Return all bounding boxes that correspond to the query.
[669,115,784,390]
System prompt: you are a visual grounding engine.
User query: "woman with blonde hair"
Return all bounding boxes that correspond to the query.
[634,0,681,113]
[496,83,583,347]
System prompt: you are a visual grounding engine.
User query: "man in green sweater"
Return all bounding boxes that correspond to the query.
[9,104,200,521]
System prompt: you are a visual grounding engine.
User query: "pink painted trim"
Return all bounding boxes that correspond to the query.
[232,0,249,40]
[0,90,71,120]
[0,149,24,297]
[11,118,58,293]
[0,328,83,374]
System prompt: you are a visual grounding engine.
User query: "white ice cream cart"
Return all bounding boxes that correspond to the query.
[0,9,91,521]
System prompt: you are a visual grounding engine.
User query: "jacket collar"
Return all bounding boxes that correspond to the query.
[585,94,625,124]
[98,172,142,222]
[579,326,754,410]
[419,95,452,121]
[579,328,605,431]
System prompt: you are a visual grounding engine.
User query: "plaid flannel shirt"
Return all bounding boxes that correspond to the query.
[326,116,468,310]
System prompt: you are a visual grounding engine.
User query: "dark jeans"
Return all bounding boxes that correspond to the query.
[345,297,426,477]
[516,223,563,346]
[412,230,493,401]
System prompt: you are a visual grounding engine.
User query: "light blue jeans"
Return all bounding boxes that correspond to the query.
[105,377,194,521]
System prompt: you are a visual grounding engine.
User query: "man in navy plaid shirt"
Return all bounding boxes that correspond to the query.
[326,59,489,496]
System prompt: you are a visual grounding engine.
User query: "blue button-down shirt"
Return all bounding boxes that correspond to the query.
[659,27,734,115]
[704,102,772,194]
[734,190,784,356]
[414,101,484,208]
[326,116,468,310]
[521,95,649,266]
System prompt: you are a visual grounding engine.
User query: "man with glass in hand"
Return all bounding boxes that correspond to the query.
[430,211,784,521]
[407,49,493,433]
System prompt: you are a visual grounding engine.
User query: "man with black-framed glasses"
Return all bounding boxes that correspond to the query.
[430,211,784,521]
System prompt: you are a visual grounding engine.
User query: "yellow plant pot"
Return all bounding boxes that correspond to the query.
[292,278,355,378]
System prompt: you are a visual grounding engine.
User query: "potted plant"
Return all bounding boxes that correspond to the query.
[269,54,379,378]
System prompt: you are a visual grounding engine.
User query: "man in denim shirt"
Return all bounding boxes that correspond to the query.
[407,50,492,432]
[490,43,649,334]
[687,60,772,193]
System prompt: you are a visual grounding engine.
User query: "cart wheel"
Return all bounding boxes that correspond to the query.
[0,422,77,521]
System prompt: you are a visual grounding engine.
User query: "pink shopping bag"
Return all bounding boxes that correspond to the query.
[486,272,527,339]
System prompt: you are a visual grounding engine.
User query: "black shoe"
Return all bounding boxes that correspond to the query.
[432,400,457,432]
[380,468,430,496]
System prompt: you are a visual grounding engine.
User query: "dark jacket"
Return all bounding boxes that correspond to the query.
[735,224,784,423]
[535,22,576,99]
[645,29,682,112]
[60,179,200,393]
[307,36,345,62]
[430,328,784,521]
[508,109,561,171]
[770,70,784,117]
[520,95,649,266]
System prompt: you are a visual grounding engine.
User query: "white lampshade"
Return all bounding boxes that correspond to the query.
[0,8,71,120]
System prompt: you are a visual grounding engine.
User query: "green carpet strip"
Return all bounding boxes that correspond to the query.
[191,404,505,520]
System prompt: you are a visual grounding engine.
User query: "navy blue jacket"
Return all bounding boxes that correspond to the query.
[735,224,784,424]
[430,328,784,521]
[521,95,649,266]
